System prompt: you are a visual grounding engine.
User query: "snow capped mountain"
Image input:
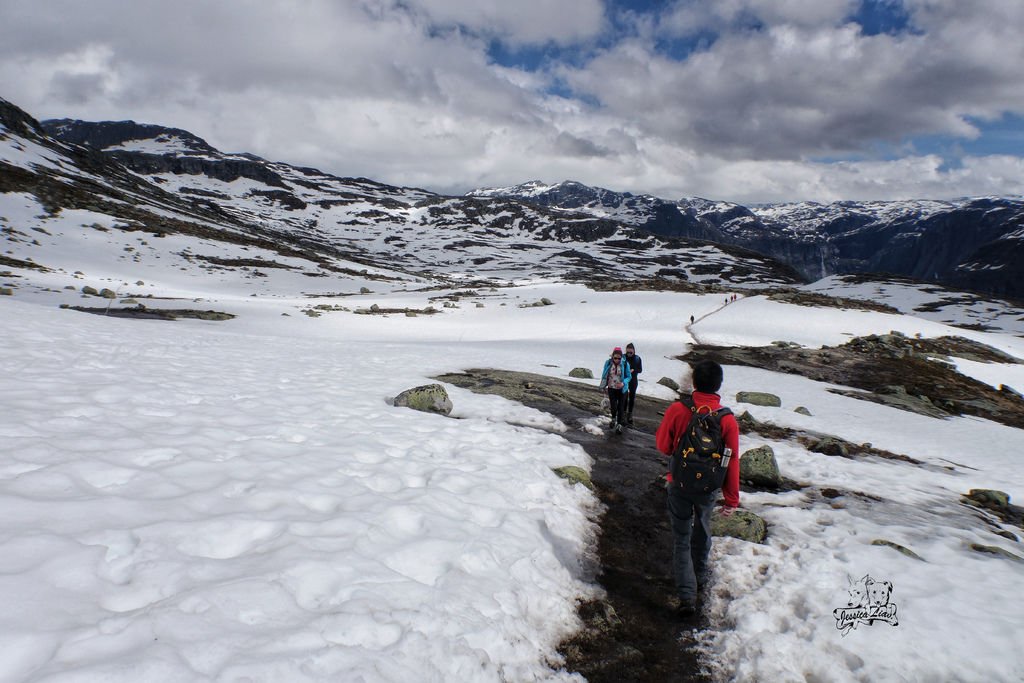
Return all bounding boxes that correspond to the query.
[1,106,798,290]
[753,198,956,235]
[469,180,723,243]
[6,94,1024,307]
[474,180,1024,300]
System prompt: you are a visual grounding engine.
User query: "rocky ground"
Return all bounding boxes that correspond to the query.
[684,332,1024,430]
[436,369,724,682]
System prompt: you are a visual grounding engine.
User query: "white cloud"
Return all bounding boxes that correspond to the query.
[691,154,1024,204]
[561,15,1024,161]
[0,0,1023,203]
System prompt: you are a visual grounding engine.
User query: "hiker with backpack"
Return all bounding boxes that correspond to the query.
[655,359,740,617]
[624,342,642,425]
[598,346,631,434]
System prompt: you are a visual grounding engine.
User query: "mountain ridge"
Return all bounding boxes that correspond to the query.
[3,95,1022,299]
[1,97,801,294]
[469,180,1024,298]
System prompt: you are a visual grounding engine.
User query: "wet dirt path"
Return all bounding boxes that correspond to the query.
[436,369,712,683]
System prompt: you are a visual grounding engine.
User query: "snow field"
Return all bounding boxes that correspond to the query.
[3,273,1024,681]
[1,301,603,681]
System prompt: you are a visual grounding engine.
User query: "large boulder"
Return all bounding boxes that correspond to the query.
[740,445,782,487]
[736,391,782,407]
[569,367,594,379]
[711,508,767,543]
[393,384,453,415]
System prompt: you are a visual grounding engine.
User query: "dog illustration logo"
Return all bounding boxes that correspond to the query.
[834,574,898,635]
[846,575,869,607]
[868,580,893,608]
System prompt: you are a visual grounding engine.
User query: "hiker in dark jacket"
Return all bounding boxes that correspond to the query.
[599,346,631,434]
[655,359,740,616]
[624,342,642,425]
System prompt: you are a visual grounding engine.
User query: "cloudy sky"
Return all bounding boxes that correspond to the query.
[3,0,1024,204]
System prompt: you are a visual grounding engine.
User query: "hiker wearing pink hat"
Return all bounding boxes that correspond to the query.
[598,346,632,434]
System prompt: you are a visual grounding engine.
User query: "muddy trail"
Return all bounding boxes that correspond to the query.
[436,369,713,683]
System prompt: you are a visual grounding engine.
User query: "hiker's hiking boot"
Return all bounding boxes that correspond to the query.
[667,596,698,618]
[626,411,633,425]
[615,422,623,434]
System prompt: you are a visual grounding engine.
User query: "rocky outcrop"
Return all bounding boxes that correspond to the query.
[111,151,289,188]
[686,335,1024,430]
[569,367,594,379]
[964,489,1010,510]
[1,97,49,139]
[41,119,217,153]
[962,488,1024,531]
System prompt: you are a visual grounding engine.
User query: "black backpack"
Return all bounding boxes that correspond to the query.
[670,396,733,495]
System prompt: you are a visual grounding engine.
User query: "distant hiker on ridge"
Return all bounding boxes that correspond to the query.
[655,359,740,617]
[599,346,631,434]
[624,342,642,426]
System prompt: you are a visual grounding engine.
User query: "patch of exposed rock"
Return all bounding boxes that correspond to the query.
[65,305,235,321]
[732,410,922,466]
[766,289,900,314]
[685,332,1024,429]
[657,377,680,391]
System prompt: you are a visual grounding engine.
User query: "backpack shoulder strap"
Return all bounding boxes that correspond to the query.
[679,395,696,412]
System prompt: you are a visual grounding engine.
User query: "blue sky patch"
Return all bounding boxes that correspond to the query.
[848,0,914,36]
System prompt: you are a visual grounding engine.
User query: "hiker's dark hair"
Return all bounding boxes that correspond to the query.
[691,360,723,393]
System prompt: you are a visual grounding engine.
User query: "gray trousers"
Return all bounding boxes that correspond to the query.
[667,484,715,601]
